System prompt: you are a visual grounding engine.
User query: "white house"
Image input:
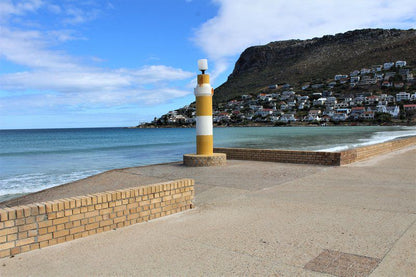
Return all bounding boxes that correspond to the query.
[279,114,297,123]
[256,108,273,117]
[396,92,410,102]
[334,74,348,81]
[372,65,383,72]
[395,61,407,67]
[249,105,263,111]
[383,62,395,70]
[360,68,371,74]
[350,76,360,83]
[305,115,321,122]
[313,98,327,106]
[326,97,337,105]
[336,108,351,114]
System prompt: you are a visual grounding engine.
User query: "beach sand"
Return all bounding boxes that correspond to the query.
[0,146,415,276]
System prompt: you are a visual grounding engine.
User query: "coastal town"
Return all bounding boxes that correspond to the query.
[141,60,416,127]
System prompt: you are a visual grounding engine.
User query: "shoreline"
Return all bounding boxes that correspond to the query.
[1,142,415,275]
[1,135,415,208]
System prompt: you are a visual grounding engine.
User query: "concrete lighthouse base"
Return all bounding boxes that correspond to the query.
[183,153,226,167]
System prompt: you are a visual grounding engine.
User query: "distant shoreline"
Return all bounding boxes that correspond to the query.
[133,121,415,129]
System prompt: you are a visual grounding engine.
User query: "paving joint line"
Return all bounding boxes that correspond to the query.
[371,218,416,274]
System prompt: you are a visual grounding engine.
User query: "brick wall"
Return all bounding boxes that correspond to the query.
[0,179,194,258]
[215,136,416,166]
[340,136,416,165]
[214,148,341,166]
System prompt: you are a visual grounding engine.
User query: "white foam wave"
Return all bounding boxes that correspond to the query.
[319,126,416,152]
[0,170,101,196]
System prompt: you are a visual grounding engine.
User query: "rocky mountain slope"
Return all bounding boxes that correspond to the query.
[213,29,416,103]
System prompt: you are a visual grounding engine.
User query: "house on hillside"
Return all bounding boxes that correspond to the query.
[366,95,379,105]
[331,113,348,121]
[336,108,351,115]
[350,76,360,83]
[279,114,297,123]
[308,109,322,117]
[313,98,326,106]
[384,72,396,80]
[403,104,416,112]
[326,97,337,106]
[375,73,384,81]
[306,109,321,122]
[167,114,186,124]
[311,83,324,89]
[382,81,392,87]
[395,61,406,67]
[359,76,377,86]
[383,62,395,70]
[361,68,371,75]
[302,84,310,90]
[328,81,337,88]
[256,108,274,118]
[361,111,375,120]
[241,95,252,100]
[396,92,410,102]
[372,65,383,72]
[334,74,348,81]
[350,107,366,120]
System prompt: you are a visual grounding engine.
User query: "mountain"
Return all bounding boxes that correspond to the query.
[213,28,416,103]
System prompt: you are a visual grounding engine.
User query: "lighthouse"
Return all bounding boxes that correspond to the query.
[183,59,226,167]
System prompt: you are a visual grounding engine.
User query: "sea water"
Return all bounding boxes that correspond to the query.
[1,126,415,201]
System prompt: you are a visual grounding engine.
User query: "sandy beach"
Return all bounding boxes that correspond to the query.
[0,146,415,276]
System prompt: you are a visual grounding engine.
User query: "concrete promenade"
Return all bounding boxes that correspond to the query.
[0,146,415,276]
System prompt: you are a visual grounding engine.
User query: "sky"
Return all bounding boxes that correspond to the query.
[1,0,416,129]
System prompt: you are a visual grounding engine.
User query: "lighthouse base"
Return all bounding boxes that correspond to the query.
[183,153,226,167]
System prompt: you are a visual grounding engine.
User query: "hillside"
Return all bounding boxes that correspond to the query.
[213,28,416,103]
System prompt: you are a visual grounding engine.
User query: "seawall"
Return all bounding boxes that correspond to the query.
[0,136,415,258]
[0,179,194,258]
[214,135,416,166]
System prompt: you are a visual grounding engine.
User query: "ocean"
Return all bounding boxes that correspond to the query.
[1,126,415,201]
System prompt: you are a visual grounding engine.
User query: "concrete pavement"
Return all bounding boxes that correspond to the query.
[0,146,415,276]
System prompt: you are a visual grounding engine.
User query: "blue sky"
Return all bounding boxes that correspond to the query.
[1,0,416,129]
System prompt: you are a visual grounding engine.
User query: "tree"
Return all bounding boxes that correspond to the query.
[374,112,392,123]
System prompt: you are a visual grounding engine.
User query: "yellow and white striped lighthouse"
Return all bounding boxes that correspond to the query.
[195,59,213,155]
[183,59,226,167]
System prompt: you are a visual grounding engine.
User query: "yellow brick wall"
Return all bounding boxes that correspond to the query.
[215,136,416,166]
[214,148,342,165]
[0,179,194,258]
[340,136,416,165]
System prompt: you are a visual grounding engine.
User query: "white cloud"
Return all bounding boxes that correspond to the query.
[0,0,43,18]
[194,0,416,77]
[0,1,194,113]
[63,6,99,25]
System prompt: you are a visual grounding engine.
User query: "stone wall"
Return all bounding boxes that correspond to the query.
[0,179,194,258]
